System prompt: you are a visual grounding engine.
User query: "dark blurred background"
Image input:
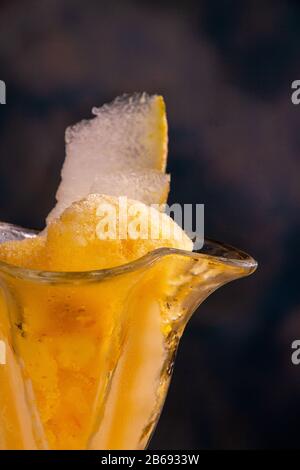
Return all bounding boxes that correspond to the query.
[1,0,300,449]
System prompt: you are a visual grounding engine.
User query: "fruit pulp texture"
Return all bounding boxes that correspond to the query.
[0,253,190,450]
[0,195,193,449]
[0,275,126,449]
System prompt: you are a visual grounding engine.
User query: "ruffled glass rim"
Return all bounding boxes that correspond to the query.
[0,223,257,284]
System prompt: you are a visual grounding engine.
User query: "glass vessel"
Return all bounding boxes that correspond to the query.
[0,222,257,450]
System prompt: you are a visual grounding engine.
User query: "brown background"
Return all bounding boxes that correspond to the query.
[0,0,300,449]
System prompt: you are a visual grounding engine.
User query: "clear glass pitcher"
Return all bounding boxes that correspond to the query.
[0,223,257,450]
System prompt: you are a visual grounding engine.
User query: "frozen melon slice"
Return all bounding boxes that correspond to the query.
[47,93,169,224]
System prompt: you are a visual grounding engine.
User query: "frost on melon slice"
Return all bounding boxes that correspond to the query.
[49,170,170,224]
[91,170,170,208]
[47,93,169,224]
